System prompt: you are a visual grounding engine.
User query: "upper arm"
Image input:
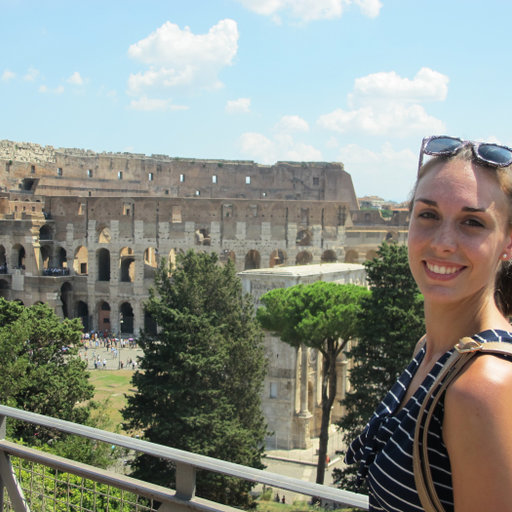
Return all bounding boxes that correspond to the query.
[443,354,512,512]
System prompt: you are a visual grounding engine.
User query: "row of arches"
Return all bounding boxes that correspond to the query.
[1,243,368,279]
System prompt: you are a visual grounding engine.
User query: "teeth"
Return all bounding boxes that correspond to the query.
[427,263,459,275]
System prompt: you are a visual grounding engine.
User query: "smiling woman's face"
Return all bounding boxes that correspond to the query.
[408,158,512,307]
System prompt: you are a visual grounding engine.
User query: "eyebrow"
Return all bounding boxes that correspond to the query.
[415,198,486,213]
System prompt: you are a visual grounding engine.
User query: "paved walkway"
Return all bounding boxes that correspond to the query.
[260,430,349,504]
[79,345,143,370]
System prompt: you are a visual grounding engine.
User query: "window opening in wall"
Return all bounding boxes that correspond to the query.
[31,165,35,174]
[195,190,200,196]
[148,172,154,181]
[313,177,319,186]
[118,171,123,180]
[78,203,85,215]
[270,382,278,399]
[87,169,93,178]
[245,176,251,184]
[171,206,182,223]
[123,203,132,216]
[180,174,185,182]
[212,175,217,184]
[57,168,63,176]
[262,191,267,197]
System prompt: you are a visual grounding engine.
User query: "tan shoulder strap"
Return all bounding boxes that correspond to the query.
[413,337,512,512]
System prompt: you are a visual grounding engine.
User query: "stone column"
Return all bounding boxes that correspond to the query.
[296,344,312,449]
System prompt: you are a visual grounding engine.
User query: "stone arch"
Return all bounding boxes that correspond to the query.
[366,249,378,261]
[120,302,134,334]
[167,248,177,270]
[120,247,135,283]
[39,224,53,241]
[76,300,89,331]
[57,246,67,268]
[321,250,337,263]
[295,250,313,265]
[269,249,287,268]
[385,230,398,243]
[97,248,110,281]
[60,282,72,318]
[40,244,51,270]
[0,245,7,267]
[98,226,111,244]
[11,244,25,269]
[97,301,111,333]
[220,249,236,265]
[144,247,158,279]
[344,249,359,263]
[296,229,312,246]
[73,246,88,275]
[0,279,9,299]
[195,228,211,246]
[244,249,261,270]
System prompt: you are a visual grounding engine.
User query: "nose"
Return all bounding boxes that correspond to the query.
[431,221,457,253]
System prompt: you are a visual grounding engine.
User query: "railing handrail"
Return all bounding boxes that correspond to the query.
[0,405,368,509]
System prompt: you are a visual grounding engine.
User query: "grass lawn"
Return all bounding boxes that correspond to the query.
[88,370,135,431]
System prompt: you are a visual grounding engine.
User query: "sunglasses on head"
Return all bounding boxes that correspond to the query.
[418,135,512,174]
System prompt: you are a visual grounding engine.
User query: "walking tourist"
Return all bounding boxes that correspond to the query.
[346,136,512,511]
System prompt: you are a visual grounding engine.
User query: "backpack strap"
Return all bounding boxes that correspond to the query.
[413,337,512,512]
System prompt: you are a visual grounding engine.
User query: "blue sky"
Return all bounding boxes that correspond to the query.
[2,0,512,202]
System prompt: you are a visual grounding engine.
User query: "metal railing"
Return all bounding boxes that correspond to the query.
[0,405,369,511]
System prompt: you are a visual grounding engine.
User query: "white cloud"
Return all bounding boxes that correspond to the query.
[127,19,239,97]
[239,131,322,163]
[338,142,417,200]
[1,69,15,81]
[128,96,189,112]
[275,115,309,132]
[226,97,251,113]
[67,71,84,86]
[318,103,445,137]
[318,68,448,137]
[24,67,39,82]
[38,84,64,94]
[349,67,449,106]
[235,0,382,22]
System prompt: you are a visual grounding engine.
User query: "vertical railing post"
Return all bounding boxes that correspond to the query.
[175,462,196,500]
[0,414,6,509]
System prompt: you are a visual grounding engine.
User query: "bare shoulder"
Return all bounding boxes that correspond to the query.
[443,353,512,511]
[446,352,512,410]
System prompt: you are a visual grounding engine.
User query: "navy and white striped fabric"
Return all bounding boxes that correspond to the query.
[345,329,512,512]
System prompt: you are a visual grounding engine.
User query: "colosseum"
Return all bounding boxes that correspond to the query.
[0,139,409,336]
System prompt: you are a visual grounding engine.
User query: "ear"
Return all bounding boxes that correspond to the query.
[504,229,512,259]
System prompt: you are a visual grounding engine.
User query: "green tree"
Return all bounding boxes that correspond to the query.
[0,300,94,439]
[257,281,370,485]
[122,251,268,507]
[335,242,425,490]
[0,299,120,470]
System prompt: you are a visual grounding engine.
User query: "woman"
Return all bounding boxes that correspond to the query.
[346,136,512,511]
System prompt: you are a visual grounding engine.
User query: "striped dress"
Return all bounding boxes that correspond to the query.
[345,329,512,512]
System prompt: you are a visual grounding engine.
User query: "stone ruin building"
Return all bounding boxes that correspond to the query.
[0,139,409,336]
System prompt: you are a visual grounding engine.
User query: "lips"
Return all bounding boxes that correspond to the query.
[424,261,465,279]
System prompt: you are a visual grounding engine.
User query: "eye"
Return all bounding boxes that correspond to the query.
[417,210,438,220]
[463,218,485,228]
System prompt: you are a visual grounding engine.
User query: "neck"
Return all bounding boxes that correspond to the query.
[423,295,511,361]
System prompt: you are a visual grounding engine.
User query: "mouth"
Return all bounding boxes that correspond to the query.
[424,261,465,279]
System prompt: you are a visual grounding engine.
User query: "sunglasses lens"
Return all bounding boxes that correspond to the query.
[477,144,512,166]
[424,136,462,154]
